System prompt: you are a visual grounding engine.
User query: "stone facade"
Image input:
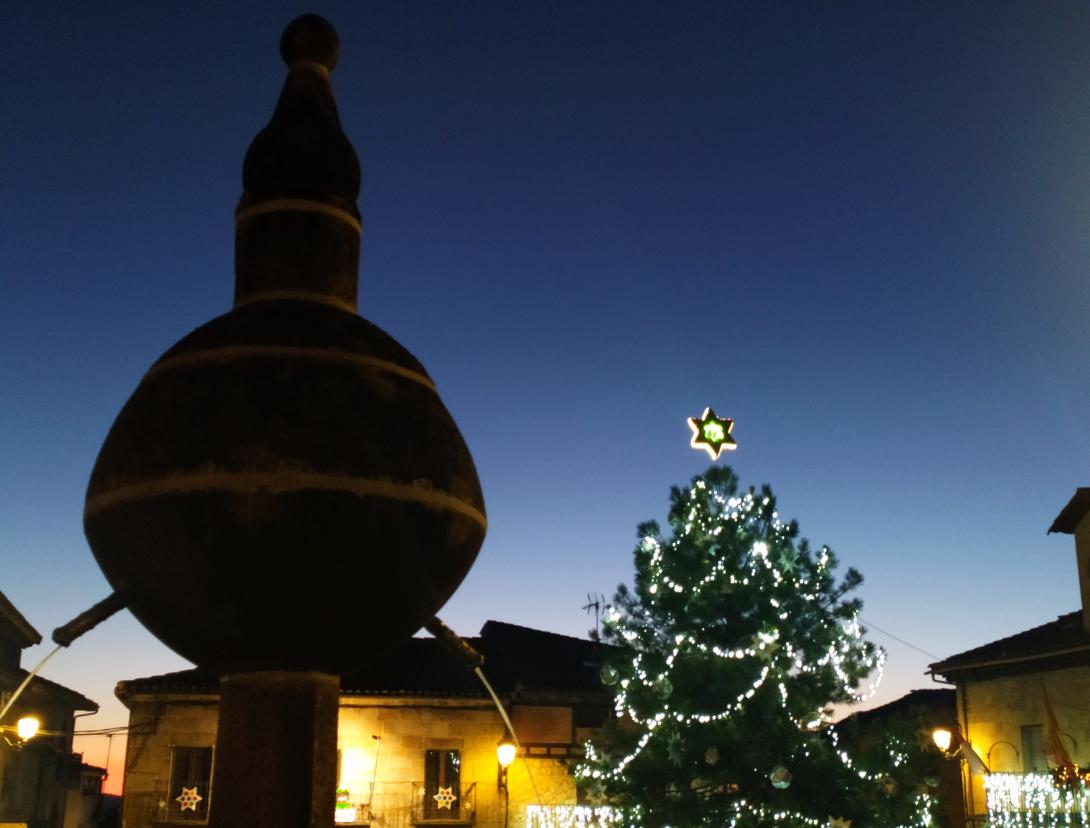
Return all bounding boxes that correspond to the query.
[116,622,610,828]
[119,693,587,828]
[119,696,219,827]
[956,665,1090,819]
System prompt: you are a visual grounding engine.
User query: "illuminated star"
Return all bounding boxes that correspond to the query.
[175,787,203,812]
[433,786,457,810]
[688,407,737,459]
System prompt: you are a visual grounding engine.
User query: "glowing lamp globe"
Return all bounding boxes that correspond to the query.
[16,716,39,742]
[497,740,517,769]
[932,728,953,752]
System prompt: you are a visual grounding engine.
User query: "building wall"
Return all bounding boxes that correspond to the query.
[958,665,1090,818]
[62,768,106,828]
[121,695,582,828]
[120,697,219,828]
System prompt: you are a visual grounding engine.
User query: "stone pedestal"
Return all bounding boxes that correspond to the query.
[210,671,339,828]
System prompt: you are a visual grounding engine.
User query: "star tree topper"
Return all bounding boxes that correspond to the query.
[688,407,737,459]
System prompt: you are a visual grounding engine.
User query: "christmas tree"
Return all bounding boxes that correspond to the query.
[577,466,938,827]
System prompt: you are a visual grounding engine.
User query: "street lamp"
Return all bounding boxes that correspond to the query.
[932,728,953,753]
[2,715,40,750]
[16,716,39,742]
[497,738,517,828]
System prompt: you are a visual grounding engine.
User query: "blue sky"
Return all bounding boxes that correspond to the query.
[3,1,1090,789]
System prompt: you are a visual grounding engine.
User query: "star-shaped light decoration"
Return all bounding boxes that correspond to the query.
[688,407,737,459]
[828,818,852,828]
[776,547,797,574]
[433,786,458,810]
[175,786,203,812]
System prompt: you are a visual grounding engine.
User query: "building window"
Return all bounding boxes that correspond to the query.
[1021,725,1047,772]
[169,746,213,822]
[423,749,461,819]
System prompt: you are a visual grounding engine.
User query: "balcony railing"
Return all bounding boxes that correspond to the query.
[410,781,476,824]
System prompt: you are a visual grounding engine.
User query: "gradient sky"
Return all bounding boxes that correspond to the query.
[3,1,1090,794]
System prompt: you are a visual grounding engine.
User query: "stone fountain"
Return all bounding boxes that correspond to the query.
[82,15,486,827]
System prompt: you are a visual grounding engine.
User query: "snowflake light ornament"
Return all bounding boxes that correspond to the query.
[433,786,457,810]
[175,786,203,812]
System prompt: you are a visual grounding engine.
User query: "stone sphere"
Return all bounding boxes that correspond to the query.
[84,300,485,675]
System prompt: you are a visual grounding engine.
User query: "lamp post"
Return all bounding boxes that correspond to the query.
[497,738,516,828]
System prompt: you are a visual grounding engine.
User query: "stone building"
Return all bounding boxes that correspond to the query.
[0,590,102,828]
[928,488,1090,826]
[116,622,612,828]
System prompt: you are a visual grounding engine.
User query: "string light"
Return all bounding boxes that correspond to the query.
[525,805,624,828]
[984,773,1090,826]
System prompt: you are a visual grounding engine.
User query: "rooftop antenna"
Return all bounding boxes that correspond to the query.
[582,593,606,637]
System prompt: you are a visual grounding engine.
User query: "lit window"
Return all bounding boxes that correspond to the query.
[424,749,461,819]
[169,746,213,822]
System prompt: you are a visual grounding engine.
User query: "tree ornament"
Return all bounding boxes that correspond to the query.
[914,728,934,750]
[584,778,608,806]
[666,731,685,766]
[654,676,673,698]
[599,664,620,686]
[175,787,203,812]
[751,627,780,660]
[777,547,798,574]
[433,787,457,810]
[880,775,897,796]
[690,777,721,796]
[704,746,720,766]
[769,765,793,789]
[828,818,852,828]
[688,408,737,459]
[923,775,939,788]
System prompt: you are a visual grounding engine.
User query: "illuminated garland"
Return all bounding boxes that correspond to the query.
[984,772,1090,826]
[525,805,624,828]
